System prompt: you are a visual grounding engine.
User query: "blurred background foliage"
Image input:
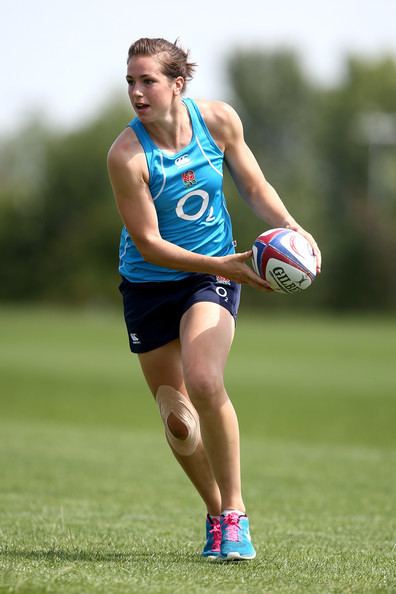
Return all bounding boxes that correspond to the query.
[1,50,395,311]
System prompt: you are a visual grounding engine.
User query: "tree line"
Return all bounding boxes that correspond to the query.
[1,51,395,311]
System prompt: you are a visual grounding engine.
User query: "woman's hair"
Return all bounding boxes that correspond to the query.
[127,37,196,90]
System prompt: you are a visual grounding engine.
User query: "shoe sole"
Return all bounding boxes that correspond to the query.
[201,553,222,561]
[222,552,256,561]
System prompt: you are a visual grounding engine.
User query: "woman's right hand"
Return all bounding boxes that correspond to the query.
[216,251,271,291]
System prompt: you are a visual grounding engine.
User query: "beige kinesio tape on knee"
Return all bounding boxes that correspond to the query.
[155,385,201,456]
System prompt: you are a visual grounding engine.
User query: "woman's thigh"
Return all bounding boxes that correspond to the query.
[179,301,235,387]
[138,338,186,397]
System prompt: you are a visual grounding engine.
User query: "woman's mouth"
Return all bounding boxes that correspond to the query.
[135,102,150,113]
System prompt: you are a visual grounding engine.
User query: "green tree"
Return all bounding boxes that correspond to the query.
[318,55,396,309]
[0,98,132,304]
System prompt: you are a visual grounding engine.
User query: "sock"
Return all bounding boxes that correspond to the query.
[221,509,245,517]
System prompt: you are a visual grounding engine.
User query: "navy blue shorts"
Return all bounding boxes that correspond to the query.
[119,273,241,354]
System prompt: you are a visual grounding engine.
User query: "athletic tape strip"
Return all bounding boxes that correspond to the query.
[155,385,201,456]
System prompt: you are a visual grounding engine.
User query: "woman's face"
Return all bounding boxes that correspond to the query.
[126,55,182,122]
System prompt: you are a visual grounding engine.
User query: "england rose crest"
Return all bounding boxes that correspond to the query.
[182,170,196,187]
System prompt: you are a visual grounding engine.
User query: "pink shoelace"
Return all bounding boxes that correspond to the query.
[222,513,241,542]
[209,519,222,552]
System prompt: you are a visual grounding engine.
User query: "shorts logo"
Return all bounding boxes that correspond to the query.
[216,275,231,285]
[130,333,141,345]
[181,170,197,187]
[175,154,191,168]
[216,286,229,301]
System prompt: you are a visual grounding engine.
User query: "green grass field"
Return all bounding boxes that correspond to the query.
[1,306,395,594]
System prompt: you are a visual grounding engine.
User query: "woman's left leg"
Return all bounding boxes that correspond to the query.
[180,301,245,513]
[180,301,257,560]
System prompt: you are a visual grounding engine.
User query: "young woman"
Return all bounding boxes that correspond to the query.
[107,37,321,561]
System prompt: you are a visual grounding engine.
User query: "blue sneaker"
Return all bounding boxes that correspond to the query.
[220,512,256,560]
[201,514,222,559]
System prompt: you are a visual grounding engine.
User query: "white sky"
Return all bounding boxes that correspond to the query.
[2,0,396,134]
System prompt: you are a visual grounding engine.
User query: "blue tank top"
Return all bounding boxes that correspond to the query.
[119,98,235,282]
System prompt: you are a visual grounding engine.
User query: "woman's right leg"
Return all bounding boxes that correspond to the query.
[138,339,222,517]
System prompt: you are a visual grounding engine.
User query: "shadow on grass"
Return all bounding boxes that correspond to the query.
[2,549,136,563]
[1,548,255,567]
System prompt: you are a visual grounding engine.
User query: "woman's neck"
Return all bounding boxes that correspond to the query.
[144,100,192,154]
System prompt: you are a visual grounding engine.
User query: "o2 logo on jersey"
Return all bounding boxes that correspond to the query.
[176,189,215,222]
[181,170,197,188]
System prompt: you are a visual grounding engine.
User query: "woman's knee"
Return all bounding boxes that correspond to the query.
[155,386,201,456]
[166,412,189,439]
[184,367,225,409]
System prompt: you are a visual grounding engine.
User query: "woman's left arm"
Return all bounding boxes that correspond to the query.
[207,102,321,273]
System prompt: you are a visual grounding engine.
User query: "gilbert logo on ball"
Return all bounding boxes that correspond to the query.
[252,228,317,294]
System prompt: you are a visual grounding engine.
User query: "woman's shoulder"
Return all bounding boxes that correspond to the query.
[195,99,238,125]
[107,126,145,172]
[194,99,243,149]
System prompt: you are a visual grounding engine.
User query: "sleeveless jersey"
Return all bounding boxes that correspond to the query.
[118,98,235,282]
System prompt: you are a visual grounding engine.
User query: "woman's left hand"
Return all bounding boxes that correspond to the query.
[286,224,322,274]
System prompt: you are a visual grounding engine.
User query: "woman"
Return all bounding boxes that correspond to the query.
[107,37,321,561]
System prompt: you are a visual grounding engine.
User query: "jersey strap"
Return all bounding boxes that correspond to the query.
[183,99,224,154]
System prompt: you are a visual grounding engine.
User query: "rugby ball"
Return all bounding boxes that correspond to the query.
[252,228,317,294]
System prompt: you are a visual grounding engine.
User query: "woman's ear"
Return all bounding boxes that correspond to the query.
[174,76,185,96]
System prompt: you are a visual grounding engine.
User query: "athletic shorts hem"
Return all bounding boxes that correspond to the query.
[180,297,238,323]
